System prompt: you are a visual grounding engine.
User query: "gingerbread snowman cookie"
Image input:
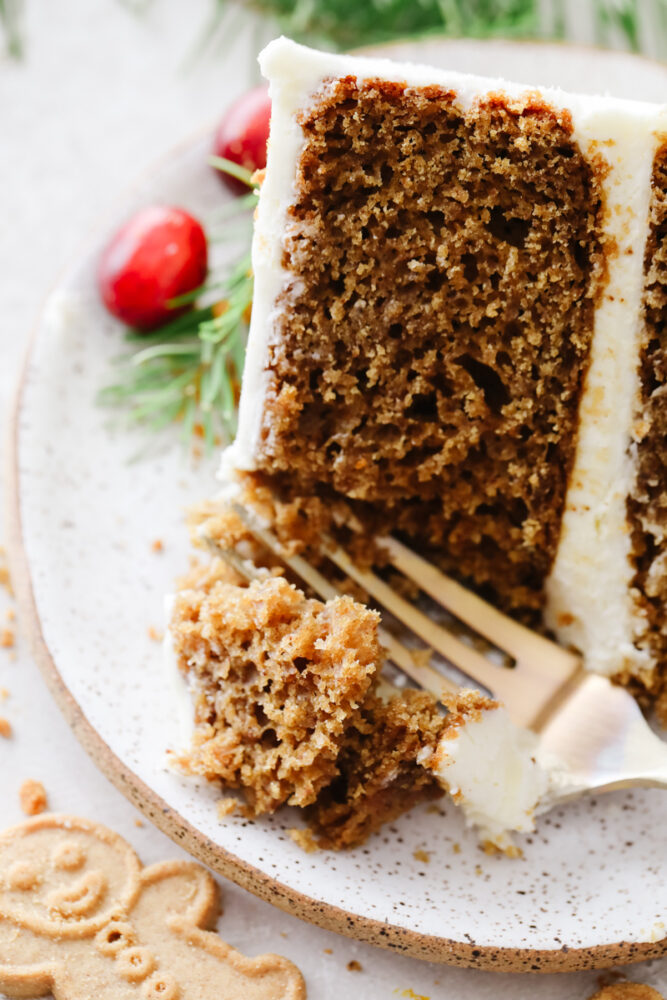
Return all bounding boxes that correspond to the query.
[0,814,306,999]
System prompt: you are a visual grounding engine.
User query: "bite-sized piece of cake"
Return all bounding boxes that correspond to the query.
[170,574,382,813]
[223,37,667,714]
[168,567,550,849]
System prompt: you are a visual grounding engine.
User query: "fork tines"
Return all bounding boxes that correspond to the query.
[205,499,582,730]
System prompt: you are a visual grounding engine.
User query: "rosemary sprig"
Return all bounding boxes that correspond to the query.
[99,166,256,454]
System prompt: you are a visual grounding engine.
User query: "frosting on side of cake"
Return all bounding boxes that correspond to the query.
[223,37,667,686]
[428,704,551,849]
[544,111,660,679]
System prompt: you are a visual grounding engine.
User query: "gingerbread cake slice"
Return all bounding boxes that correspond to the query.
[222,37,667,713]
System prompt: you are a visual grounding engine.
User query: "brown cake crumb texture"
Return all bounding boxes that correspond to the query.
[170,559,491,849]
[628,140,667,722]
[257,78,605,619]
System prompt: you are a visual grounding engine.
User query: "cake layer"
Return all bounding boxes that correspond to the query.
[627,141,667,712]
[225,38,667,688]
[257,74,603,618]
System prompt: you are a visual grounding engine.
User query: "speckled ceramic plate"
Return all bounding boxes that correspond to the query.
[9,39,667,974]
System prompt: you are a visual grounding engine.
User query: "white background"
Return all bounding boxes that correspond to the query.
[1,2,666,997]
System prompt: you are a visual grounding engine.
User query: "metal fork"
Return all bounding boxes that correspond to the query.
[204,500,667,804]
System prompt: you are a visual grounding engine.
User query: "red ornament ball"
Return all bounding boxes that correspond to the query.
[213,84,271,194]
[98,205,208,331]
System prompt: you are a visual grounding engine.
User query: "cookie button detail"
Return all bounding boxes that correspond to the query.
[116,946,155,983]
[7,861,40,891]
[95,919,136,956]
[142,972,180,1000]
[52,840,86,871]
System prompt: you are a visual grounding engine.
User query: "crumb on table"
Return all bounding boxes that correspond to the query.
[0,564,13,597]
[151,539,164,553]
[1,627,15,648]
[0,717,11,739]
[346,960,362,973]
[413,848,430,864]
[19,779,48,816]
[589,984,665,1000]
[147,626,163,642]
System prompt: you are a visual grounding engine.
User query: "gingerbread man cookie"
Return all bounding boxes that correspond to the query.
[0,814,306,1000]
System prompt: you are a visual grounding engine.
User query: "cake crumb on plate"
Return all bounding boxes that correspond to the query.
[288,828,318,853]
[217,797,238,819]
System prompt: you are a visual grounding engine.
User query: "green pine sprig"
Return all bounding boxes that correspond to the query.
[210,0,664,56]
[98,160,256,454]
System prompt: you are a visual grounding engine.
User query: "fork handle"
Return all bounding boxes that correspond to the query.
[540,673,667,799]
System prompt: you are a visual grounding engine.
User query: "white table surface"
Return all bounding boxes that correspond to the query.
[1,2,666,997]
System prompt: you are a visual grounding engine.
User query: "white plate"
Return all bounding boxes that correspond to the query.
[9,39,667,973]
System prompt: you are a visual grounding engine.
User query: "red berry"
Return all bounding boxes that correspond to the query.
[213,85,271,194]
[98,205,208,331]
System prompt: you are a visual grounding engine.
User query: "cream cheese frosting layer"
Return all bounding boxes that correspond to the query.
[222,36,667,682]
[544,114,659,679]
[429,704,551,849]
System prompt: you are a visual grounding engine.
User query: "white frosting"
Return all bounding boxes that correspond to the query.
[544,111,664,678]
[430,705,551,848]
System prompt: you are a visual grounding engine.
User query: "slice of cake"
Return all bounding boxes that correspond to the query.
[168,557,550,850]
[223,37,667,717]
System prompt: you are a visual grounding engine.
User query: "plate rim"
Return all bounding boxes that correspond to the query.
[7,36,667,973]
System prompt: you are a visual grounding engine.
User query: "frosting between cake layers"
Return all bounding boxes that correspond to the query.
[222,37,667,684]
[544,111,660,679]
